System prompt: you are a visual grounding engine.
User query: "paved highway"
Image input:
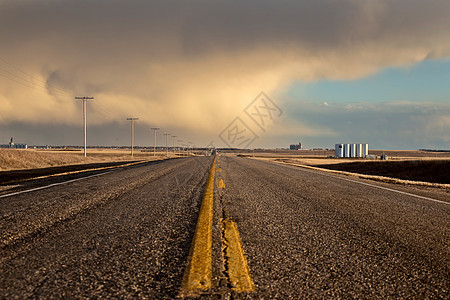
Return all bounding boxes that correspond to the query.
[1,157,211,298]
[217,156,449,298]
[1,155,448,298]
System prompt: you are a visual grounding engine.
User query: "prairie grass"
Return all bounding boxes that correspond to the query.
[0,149,167,171]
[315,160,450,184]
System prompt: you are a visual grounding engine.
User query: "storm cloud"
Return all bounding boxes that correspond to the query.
[1,0,449,147]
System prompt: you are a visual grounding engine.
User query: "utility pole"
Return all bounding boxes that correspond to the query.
[178,139,183,157]
[188,142,193,157]
[171,135,177,155]
[75,96,94,157]
[151,128,160,156]
[127,118,139,156]
[164,133,170,156]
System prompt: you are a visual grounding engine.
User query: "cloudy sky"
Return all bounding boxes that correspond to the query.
[1,0,449,149]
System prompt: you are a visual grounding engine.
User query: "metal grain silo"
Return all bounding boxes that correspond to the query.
[356,144,363,157]
[350,144,356,158]
[344,144,350,157]
[335,144,344,158]
[363,144,369,157]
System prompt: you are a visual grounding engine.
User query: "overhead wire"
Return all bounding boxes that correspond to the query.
[91,100,116,119]
[0,57,122,122]
[0,69,71,97]
[0,71,50,94]
[0,56,73,94]
[0,68,65,96]
[0,57,73,97]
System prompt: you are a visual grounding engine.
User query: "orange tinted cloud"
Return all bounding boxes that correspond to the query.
[1,0,450,138]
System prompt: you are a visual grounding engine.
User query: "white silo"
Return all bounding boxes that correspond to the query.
[356,144,363,157]
[335,144,344,158]
[344,144,350,157]
[350,144,357,158]
[363,144,369,157]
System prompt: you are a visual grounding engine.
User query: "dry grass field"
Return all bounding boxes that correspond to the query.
[314,160,450,184]
[2,148,449,184]
[231,149,450,160]
[0,149,175,171]
[232,149,450,185]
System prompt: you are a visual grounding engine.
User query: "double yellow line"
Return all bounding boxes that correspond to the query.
[179,156,253,297]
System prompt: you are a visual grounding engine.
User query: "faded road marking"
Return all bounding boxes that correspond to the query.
[218,179,226,189]
[222,218,254,292]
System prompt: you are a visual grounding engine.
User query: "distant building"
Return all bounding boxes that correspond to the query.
[290,142,302,150]
[0,137,28,149]
[12,144,28,149]
[335,143,368,158]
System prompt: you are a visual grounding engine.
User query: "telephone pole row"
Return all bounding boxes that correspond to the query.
[73,100,177,159]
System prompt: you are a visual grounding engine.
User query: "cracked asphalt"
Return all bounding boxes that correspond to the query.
[1,155,449,298]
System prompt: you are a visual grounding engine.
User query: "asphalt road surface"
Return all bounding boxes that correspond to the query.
[1,155,449,298]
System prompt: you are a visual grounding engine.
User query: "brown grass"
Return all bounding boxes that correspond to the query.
[0,149,171,171]
[265,157,450,185]
[242,149,450,185]
[272,160,450,189]
[314,160,450,184]
[230,149,450,160]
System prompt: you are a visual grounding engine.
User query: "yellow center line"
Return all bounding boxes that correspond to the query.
[179,156,217,297]
[180,156,254,296]
[222,218,254,292]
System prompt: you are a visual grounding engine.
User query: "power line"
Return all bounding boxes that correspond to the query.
[91,100,115,119]
[0,57,73,96]
[0,57,49,86]
[0,57,72,95]
[0,71,66,96]
[0,68,71,97]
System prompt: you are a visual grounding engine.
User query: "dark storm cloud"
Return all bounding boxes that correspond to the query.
[2,0,450,59]
[1,0,449,147]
